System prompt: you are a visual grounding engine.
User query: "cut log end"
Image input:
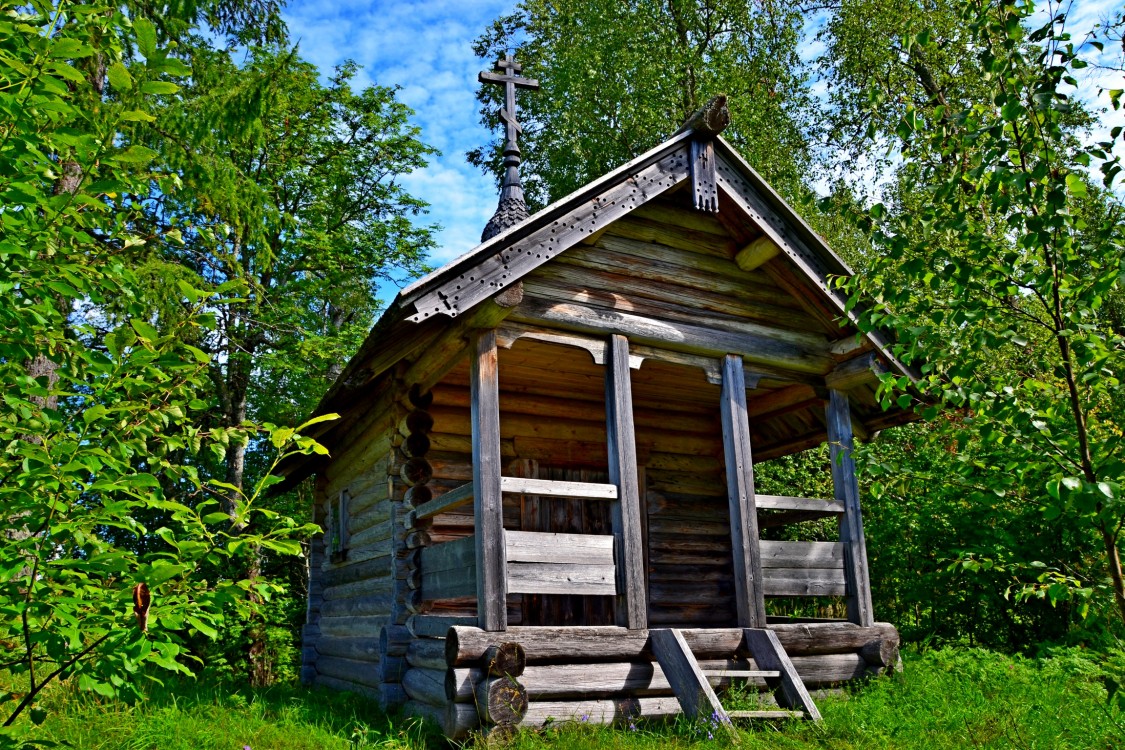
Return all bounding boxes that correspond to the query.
[484,642,527,678]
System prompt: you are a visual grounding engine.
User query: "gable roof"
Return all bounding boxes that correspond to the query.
[276,128,917,489]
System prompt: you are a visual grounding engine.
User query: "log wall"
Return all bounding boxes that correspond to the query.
[397,620,900,738]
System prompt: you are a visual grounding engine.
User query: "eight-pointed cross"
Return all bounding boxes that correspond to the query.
[478,54,540,161]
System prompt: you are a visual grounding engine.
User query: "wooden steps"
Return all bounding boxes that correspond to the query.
[650,626,820,736]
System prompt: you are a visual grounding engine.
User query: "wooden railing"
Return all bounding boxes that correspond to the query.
[760,540,846,596]
[409,478,616,529]
[755,495,845,528]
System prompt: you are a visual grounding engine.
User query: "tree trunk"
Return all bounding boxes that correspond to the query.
[1101,523,1125,623]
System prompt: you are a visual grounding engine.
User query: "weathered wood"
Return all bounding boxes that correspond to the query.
[483,642,527,678]
[348,519,394,550]
[826,389,874,627]
[504,530,615,565]
[689,138,718,213]
[472,330,507,631]
[318,615,390,639]
[507,562,617,595]
[322,554,393,588]
[476,677,529,725]
[408,614,478,638]
[319,592,395,619]
[859,638,900,671]
[422,563,477,601]
[404,699,480,740]
[676,95,730,138]
[403,667,449,707]
[315,636,380,661]
[322,574,394,602]
[414,482,474,521]
[825,352,886,392]
[520,697,683,726]
[720,354,767,628]
[759,541,845,569]
[513,298,833,375]
[501,476,617,499]
[315,655,387,688]
[744,628,821,721]
[735,236,781,272]
[603,213,736,259]
[763,569,847,597]
[649,629,732,729]
[445,623,899,665]
[403,146,691,323]
[406,638,450,671]
[606,334,647,629]
[349,500,393,535]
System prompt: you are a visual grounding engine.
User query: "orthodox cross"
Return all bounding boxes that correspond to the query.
[478,54,539,168]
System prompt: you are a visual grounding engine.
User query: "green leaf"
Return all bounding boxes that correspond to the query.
[140,80,179,95]
[187,616,219,639]
[119,109,156,123]
[30,707,48,725]
[134,17,157,60]
[201,512,230,525]
[113,145,158,164]
[106,62,133,91]
[130,319,159,340]
[1064,173,1087,198]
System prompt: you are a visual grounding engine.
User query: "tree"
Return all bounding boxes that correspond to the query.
[471,0,813,207]
[840,0,1125,624]
[0,1,325,737]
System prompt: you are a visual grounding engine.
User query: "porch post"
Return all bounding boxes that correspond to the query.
[720,354,767,628]
[825,388,874,627]
[471,329,507,631]
[605,334,647,629]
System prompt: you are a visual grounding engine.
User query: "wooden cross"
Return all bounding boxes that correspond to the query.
[478,54,540,159]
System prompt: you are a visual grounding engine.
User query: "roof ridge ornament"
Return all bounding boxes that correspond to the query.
[675,95,729,213]
[479,54,540,242]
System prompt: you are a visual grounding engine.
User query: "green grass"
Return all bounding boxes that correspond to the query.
[5,648,1122,749]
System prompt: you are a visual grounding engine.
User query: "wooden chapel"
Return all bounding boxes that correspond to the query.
[276,58,916,739]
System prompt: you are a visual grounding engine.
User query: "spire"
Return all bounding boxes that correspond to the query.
[478,54,539,242]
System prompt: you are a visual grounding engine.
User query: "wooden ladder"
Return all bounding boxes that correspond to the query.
[650,627,822,733]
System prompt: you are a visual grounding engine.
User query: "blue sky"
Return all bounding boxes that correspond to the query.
[281,0,1124,282]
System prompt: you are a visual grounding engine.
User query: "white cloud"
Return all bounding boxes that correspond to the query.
[283,0,512,280]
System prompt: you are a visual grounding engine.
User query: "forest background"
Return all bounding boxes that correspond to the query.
[1,0,1124,745]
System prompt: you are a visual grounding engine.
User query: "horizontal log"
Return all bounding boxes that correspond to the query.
[322,555,393,588]
[380,624,412,657]
[315,637,380,661]
[322,574,394,603]
[349,500,393,535]
[403,700,479,740]
[407,638,450,671]
[403,667,448,707]
[319,592,395,619]
[314,673,381,701]
[318,615,390,639]
[315,655,385,688]
[446,624,898,665]
[510,299,833,375]
[447,653,862,702]
[520,697,682,727]
[326,537,393,569]
[407,614,477,639]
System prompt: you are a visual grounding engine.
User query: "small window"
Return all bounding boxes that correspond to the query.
[329,489,349,562]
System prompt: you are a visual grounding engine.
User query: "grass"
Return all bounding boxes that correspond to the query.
[4,648,1122,749]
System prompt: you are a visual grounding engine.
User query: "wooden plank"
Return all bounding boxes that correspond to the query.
[825,352,886,392]
[505,530,615,565]
[414,482,474,521]
[471,330,507,631]
[759,541,845,569]
[744,628,822,721]
[507,563,618,595]
[720,354,767,628]
[604,213,736,258]
[605,334,647,629]
[735,236,781,271]
[689,138,719,212]
[422,564,478,601]
[762,569,847,597]
[756,496,844,514]
[404,147,691,323]
[826,389,874,627]
[649,628,733,732]
[500,476,617,499]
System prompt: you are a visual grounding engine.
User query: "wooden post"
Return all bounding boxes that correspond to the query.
[472,330,507,631]
[825,389,874,627]
[605,334,647,629]
[720,354,767,628]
